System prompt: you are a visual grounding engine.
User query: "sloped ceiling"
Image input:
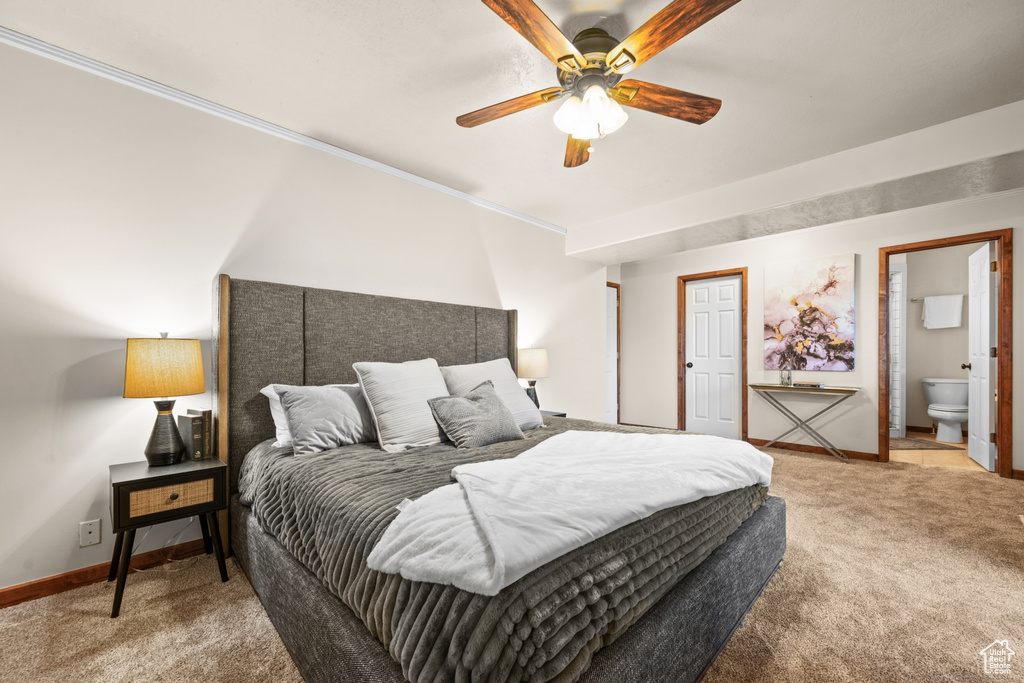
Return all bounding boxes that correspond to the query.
[2,0,1023,261]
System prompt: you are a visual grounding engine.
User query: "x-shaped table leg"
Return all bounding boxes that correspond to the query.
[758,392,853,461]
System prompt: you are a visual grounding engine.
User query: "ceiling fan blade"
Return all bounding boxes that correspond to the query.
[606,0,743,74]
[457,87,565,128]
[609,79,721,124]
[482,0,588,73]
[564,135,590,167]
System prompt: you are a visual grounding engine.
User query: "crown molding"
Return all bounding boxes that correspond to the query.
[0,26,567,236]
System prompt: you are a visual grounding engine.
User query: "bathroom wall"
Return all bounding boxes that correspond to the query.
[904,243,980,428]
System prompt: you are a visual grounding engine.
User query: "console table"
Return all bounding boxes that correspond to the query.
[749,384,859,461]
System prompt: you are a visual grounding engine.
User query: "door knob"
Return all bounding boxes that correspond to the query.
[961,363,972,370]
[685,362,693,368]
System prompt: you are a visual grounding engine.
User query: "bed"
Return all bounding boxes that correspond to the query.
[212,275,786,683]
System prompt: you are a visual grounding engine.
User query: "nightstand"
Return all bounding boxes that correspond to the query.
[540,410,567,418]
[108,458,228,617]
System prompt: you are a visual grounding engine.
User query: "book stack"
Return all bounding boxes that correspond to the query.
[793,382,825,389]
[178,409,213,460]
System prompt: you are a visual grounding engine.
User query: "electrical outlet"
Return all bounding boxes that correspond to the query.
[79,519,101,547]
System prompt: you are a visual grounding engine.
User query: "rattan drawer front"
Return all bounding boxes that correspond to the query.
[128,478,214,518]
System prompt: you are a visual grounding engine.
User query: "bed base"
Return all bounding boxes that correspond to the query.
[232,495,786,683]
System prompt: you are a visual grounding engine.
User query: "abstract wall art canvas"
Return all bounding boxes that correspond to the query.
[764,254,855,371]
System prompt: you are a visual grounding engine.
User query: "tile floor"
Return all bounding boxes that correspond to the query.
[889,431,989,471]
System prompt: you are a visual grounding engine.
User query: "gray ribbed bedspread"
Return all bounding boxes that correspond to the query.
[238,418,769,683]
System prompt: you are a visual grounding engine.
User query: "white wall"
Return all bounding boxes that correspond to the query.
[569,100,1024,259]
[619,190,1024,468]
[0,45,607,589]
[904,244,976,427]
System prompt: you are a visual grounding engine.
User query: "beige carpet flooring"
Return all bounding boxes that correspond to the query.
[2,448,1022,682]
[705,448,1024,683]
[0,556,302,683]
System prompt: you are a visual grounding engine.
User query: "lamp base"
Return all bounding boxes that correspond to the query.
[144,400,185,467]
[526,380,540,408]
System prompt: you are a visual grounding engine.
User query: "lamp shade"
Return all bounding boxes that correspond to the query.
[124,338,205,398]
[517,348,549,379]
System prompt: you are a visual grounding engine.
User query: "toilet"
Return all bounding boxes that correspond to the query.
[921,378,969,444]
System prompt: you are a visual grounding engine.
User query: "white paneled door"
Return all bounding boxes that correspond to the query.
[967,243,995,471]
[684,275,742,439]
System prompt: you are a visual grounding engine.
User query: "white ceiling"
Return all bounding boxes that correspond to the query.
[2,0,1023,257]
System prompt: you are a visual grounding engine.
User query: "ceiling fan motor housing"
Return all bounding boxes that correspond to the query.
[557,28,623,96]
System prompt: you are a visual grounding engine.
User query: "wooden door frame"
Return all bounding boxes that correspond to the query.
[677,269,749,439]
[878,228,1013,478]
[607,282,621,424]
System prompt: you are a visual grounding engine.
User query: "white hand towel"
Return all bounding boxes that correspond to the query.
[922,295,963,329]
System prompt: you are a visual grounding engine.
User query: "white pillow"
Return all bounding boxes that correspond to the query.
[353,358,451,453]
[440,358,543,431]
[260,384,295,447]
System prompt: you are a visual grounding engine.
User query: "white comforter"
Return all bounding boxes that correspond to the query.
[366,430,774,596]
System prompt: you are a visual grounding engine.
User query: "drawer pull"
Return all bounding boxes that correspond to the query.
[169,493,180,501]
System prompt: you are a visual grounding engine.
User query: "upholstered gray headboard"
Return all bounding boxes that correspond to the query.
[211,275,518,496]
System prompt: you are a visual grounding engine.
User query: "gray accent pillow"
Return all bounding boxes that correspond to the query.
[428,381,525,449]
[353,358,450,453]
[276,384,376,456]
[440,358,543,431]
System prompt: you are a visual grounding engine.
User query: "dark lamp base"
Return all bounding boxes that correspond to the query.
[526,381,540,408]
[144,400,185,467]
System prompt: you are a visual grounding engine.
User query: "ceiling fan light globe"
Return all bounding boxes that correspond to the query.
[581,84,610,126]
[581,84,613,117]
[599,99,628,135]
[578,85,627,136]
[553,96,583,135]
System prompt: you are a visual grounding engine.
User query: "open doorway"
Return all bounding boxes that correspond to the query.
[606,283,620,424]
[887,243,993,471]
[878,229,1013,477]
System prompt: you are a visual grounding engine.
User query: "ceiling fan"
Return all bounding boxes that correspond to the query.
[456,0,742,167]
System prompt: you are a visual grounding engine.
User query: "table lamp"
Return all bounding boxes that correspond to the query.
[517,348,548,408]
[124,335,205,466]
